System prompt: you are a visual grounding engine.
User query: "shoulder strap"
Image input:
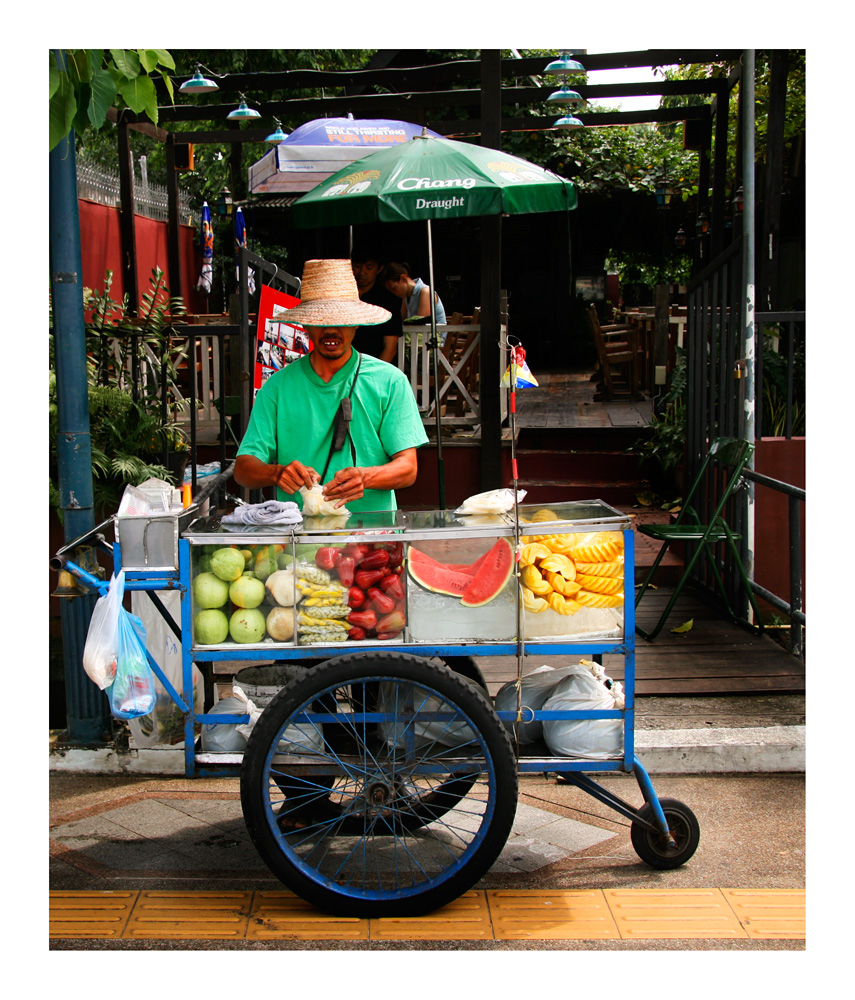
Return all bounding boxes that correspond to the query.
[320,352,362,483]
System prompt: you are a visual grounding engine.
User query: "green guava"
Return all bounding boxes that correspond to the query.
[210,547,245,582]
[194,609,229,644]
[229,607,267,643]
[229,575,265,609]
[193,571,230,609]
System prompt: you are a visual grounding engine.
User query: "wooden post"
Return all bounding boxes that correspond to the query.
[761,50,788,311]
[165,133,183,303]
[117,116,139,315]
[479,49,503,491]
[697,108,712,266]
[711,84,729,259]
[654,283,670,380]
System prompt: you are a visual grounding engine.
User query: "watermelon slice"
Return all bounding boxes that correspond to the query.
[408,539,515,606]
[460,538,515,607]
[407,547,475,597]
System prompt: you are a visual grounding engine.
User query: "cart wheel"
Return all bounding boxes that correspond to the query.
[630,797,700,870]
[441,654,487,691]
[240,651,518,918]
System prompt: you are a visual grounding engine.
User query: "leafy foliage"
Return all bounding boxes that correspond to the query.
[50,269,190,521]
[759,324,806,437]
[49,49,176,150]
[630,347,688,499]
[662,52,806,197]
[604,248,693,289]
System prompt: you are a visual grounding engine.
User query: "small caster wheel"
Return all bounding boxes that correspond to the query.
[630,797,700,869]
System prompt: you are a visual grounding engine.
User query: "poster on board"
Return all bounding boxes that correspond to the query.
[253,284,311,399]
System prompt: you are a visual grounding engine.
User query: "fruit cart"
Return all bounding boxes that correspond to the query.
[54,484,700,918]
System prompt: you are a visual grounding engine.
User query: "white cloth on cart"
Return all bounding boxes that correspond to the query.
[220,500,302,527]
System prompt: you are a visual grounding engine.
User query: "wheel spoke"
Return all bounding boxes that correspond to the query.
[242,655,518,914]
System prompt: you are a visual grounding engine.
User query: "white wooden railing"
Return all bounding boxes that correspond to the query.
[397,322,508,429]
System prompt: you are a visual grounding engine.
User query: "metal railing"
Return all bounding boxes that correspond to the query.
[397,323,508,429]
[686,243,806,654]
[744,467,805,657]
[77,160,195,225]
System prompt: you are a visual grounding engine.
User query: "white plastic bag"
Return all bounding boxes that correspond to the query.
[377,682,476,749]
[232,679,323,753]
[82,570,125,690]
[128,591,204,748]
[542,665,623,759]
[494,664,577,744]
[200,697,249,753]
[299,483,351,518]
[455,488,526,516]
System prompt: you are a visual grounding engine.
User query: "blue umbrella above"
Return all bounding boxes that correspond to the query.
[234,206,256,294]
[195,201,213,294]
[248,116,442,196]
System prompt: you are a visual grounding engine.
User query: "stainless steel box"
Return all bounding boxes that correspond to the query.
[114,510,195,572]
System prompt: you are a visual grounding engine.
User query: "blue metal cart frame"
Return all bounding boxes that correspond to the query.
[56,502,698,915]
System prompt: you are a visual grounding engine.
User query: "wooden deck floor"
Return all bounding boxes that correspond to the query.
[478,586,804,698]
[513,369,654,430]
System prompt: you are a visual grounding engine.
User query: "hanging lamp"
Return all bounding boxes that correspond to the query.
[545,51,585,129]
[553,113,585,130]
[265,119,288,143]
[546,84,584,108]
[227,94,261,120]
[179,65,219,94]
[544,50,585,75]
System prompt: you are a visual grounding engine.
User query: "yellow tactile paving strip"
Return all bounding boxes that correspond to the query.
[720,888,806,940]
[49,888,805,941]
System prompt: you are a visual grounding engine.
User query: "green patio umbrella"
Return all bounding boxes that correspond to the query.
[291,132,578,507]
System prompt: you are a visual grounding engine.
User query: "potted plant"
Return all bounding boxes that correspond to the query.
[629,347,687,504]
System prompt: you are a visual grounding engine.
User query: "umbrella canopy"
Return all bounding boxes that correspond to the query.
[291,133,577,228]
[195,201,214,294]
[290,133,577,512]
[248,117,442,196]
[234,206,256,294]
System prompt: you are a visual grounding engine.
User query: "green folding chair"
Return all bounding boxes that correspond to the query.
[635,437,766,641]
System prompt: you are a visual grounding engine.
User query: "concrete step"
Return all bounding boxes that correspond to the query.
[517,479,644,506]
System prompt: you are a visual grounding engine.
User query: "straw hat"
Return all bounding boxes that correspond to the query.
[283,259,391,327]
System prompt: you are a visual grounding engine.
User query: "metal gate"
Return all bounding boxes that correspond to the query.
[685,236,806,650]
[684,235,753,617]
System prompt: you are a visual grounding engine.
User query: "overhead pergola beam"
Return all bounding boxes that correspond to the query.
[152,49,741,98]
[128,79,725,129]
[172,104,713,147]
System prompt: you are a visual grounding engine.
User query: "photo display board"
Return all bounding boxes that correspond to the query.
[254,284,311,399]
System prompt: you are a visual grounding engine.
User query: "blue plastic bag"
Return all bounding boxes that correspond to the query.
[108,607,156,720]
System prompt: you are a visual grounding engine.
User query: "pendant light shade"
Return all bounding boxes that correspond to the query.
[547,85,584,108]
[553,113,584,130]
[228,94,261,120]
[265,119,288,143]
[180,65,219,94]
[544,50,585,75]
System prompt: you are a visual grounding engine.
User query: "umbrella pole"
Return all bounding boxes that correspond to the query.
[427,220,445,509]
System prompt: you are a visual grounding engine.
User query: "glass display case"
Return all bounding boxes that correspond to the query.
[182,501,631,653]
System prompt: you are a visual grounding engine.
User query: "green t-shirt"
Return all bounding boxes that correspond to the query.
[237,351,428,511]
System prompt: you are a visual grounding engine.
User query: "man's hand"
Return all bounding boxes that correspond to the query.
[322,467,367,508]
[234,455,318,493]
[274,461,319,495]
[321,449,419,508]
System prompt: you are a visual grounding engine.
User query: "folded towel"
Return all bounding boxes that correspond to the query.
[220,500,303,527]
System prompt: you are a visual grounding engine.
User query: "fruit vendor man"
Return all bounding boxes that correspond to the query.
[234,258,428,512]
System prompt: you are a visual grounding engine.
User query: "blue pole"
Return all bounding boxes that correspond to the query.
[49,74,111,742]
